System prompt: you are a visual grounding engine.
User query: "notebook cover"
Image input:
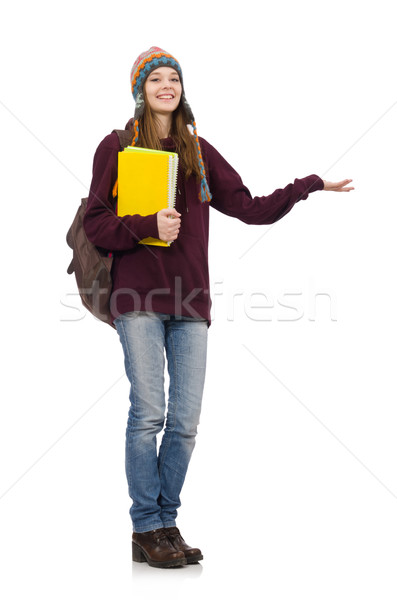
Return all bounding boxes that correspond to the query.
[117,148,178,247]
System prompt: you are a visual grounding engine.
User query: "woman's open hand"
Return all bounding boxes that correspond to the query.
[323,179,354,192]
[157,208,181,242]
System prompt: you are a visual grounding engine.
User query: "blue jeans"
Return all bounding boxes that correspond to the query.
[115,311,208,533]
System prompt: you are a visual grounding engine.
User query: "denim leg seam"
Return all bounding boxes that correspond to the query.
[158,327,179,475]
[118,320,133,385]
[119,321,139,424]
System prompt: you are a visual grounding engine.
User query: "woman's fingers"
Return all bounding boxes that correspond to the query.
[157,208,181,242]
[323,179,355,192]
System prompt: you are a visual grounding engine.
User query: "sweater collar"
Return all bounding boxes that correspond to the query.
[160,137,176,150]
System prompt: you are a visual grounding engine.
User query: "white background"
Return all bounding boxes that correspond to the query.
[1,0,396,597]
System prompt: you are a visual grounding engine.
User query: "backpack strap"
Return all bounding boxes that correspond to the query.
[111,128,134,198]
[112,128,134,150]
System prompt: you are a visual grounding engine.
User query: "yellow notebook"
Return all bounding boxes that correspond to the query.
[117,146,179,247]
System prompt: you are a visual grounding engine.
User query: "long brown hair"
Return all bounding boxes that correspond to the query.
[136,90,201,181]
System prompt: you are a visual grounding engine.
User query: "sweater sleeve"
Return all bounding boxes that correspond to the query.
[201,138,324,224]
[83,132,159,251]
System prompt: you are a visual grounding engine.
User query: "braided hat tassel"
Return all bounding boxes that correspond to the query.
[191,121,212,203]
[131,119,139,146]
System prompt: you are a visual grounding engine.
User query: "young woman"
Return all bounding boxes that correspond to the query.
[83,46,354,569]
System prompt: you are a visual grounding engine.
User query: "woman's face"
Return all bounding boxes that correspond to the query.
[144,66,182,116]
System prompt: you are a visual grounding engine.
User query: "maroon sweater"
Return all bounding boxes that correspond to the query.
[83,122,324,324]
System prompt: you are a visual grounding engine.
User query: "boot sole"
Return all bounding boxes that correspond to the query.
[132,541,187,568]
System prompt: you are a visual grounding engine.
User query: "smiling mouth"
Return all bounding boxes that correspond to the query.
[157,95,174,100]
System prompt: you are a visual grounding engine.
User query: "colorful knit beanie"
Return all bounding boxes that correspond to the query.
[130,46,212,203]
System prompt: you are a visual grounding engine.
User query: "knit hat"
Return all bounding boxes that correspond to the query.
[129,46,212,203]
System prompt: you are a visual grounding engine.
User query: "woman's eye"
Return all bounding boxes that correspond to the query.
[149,77,179,83]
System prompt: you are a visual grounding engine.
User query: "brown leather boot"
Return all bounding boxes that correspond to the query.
[164,526,203,564]
[132,528,186,568]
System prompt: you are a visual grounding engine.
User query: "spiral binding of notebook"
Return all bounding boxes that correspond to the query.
[168,153,179,211]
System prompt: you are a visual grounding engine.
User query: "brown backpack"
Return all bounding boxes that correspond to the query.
[66,129,133,328]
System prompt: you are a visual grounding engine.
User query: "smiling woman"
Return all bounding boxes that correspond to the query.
[144,68,182,125]
[143,68,182,139]
[82,45,353,570]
